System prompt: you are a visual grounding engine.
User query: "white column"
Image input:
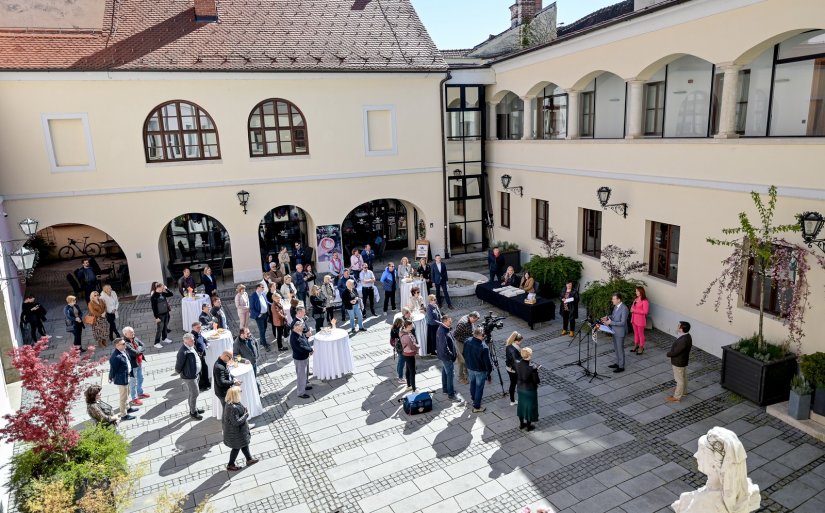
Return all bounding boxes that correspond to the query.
[521,96,534,140]
[488,101,499,141]
[625,79,645,139]
[566,89,580,139]
[715,63,743,139]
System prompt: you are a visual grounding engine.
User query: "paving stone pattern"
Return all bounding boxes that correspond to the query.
[20,276,825,513]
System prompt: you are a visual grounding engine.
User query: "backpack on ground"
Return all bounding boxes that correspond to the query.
[401,391,432,415]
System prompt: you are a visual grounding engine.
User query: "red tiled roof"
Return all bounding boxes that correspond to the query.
[0,0,446,72]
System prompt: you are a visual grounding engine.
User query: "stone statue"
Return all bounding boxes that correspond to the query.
[672,426,760,513]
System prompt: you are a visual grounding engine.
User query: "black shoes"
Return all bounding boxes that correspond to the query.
[305,386,313,390]
[298,394,310,399]
[190,413,203,420]
[197,408,205,414]
[526,424,535,431]
[278,346,288,352]
[121,415,135,421]
[265,346,272,353]
[127,407,139,413]
[608,364,619,369]
[613,367,625,373]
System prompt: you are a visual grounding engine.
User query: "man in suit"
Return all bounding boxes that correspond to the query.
[174,333,204,420]
[430,254,453,310]
[233,327,261,392]
[361,244,376,271]
[108,338,137,421]
[666,321,693,402]
[249,283,272,352]
[213,351,239,409]
[601,292,628,373]
[293,264,308,303]
[487,247,505,283]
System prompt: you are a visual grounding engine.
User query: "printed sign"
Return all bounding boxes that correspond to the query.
[316,224,342,265]
[415,239,430,259]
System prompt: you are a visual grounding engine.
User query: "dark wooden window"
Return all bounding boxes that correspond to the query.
[537,88,568,139]
[744,246,794,316]
[649,221,680,282]
[248,99,308,157]
[535,199,549,241]
[582,208,602,257]
[580,91,595,137]
[453,182,465,216]
[144,101,220,162]
[644,82,665,136]
[500,192,511,228]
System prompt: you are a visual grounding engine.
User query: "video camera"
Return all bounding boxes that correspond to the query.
[482,311,505,336]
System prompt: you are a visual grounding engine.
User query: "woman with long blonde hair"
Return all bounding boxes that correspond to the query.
[505,332,523,406]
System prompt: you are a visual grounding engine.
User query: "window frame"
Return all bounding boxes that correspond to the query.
[500,191,511,229]
[535,199,549,241]
[649,221,680,283]
[743,245,795,317]
[143,100,221,163]
[537,87,568,139]
[580,90,595,138]
[582,208,602,258]
[644,81,666,136]
[248,98,309,158]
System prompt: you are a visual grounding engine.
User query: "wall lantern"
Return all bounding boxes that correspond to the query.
[798,211,825,254]
[19,218,39,237]
[0,217,40,282]
[501,174,523,197]
[9,247,36,277]
[596,186,628,218]
[237,190,250,215]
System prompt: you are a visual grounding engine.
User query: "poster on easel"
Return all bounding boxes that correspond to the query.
[316,224,342,272]
[415,239,430,259]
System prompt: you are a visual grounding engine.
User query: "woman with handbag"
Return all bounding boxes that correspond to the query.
[223,386,259,472]
[309,285,326,331]
[401,320,420,391]
[65,295,84,347]
[87,291,109,347]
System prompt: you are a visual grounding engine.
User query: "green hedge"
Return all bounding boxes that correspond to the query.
[580,278,643,319]
[11,424,129,512]
[800,352,825,388]
[521,255,583,298]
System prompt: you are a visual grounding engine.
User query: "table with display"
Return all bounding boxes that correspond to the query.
[399,278,425,307]
[474,282,555,329]
[181,294,211,331]
[211,362,263,420]
[393,310,428,356]
[312,328,355,380]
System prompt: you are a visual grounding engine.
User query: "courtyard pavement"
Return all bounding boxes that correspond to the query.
[23,276,825,513]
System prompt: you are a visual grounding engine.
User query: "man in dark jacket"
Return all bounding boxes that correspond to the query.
[198,303,215,327]
[290,320,314,399]
[233,327,261,392]
[20,295,47,344]
[337,269,352,322]
[361,244,375,270]
[436,315,459,401]
[177,268,197,296]
[175,333,204,420]
[430,255,453,309]
[462,327,493,413]
[487,247,505,283]
[249,283,272,351]
[452,312,479,384]
[211,296,228,329]
[108,339,137,421]
[151,283,174,349]
[293,264,308,303]
[213,351,239,409]
[666,321,693,403]
[75,258,98,303]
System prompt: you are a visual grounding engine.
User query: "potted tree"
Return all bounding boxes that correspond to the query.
[580,245,647,320]
[521,228,583,298]
[788,374,813,420]
[700,186,825,406]
[800,352,825,416]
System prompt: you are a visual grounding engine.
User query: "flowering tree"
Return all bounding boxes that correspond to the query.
[0,338,103,455]
[699,186,825,354]
[600,245,647,281]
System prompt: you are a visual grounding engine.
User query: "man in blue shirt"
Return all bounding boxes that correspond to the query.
[249,283,272,352]
[462,327,493,413]
[380,263,397,314]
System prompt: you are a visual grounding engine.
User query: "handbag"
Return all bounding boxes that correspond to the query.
[83,314,96,326]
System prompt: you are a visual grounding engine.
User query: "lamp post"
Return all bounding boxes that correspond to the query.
[1,217,40,282]
[799,211,825,254]
[237,190,250,215]
[500,174,523,197]
[596,186,628,218]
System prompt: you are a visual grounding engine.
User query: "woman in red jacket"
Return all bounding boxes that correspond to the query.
[630,286,650,354]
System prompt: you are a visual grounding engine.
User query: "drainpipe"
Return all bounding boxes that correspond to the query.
[439,70,452,258]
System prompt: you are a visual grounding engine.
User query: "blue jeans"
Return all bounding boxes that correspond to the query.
[255,315,270,349]
[396,354,405,379]
[441,359,455,397]
[347,303,364,331]
[468,370,487,409]
[129,366,144,400]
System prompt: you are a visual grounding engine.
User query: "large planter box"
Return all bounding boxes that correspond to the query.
[501,250,521,274]
[720,345,797,406]
[814,387,825,416]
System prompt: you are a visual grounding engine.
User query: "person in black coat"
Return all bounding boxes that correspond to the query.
[666,321,693,403]
[559,281,579,337]
[488,247,506,282]
[198,303,215,327]
[75,258,98,303]
[175,334,204,420]
[309,286,326,331]
[435,316,458,400]
[223,386,259,471]
[191,323,211,391]
[20,295,47,344]
[516,347,540,431]
[150,283,174,347]
[213,351,239,409]
[201,266,218,297]
[505,332,524,405]
[290,321,314,399]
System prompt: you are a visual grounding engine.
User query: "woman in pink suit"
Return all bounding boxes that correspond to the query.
[234,284,250,330]
[630,286,649,354]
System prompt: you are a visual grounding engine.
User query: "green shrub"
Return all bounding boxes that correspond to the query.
[580,278,643,319]
[492,240,519,252]
[521,255,582,297]
[800,352,825,388]
[10,425,129,512]
[733,334,789,363]
[791,374,813,395]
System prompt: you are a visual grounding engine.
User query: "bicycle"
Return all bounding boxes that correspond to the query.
[58,236,102,259]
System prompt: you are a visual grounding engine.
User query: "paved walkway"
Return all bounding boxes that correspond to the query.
[26,281,825,513]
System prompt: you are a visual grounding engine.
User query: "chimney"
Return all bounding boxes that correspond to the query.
[194,0,218,23]
[510,0,543,28]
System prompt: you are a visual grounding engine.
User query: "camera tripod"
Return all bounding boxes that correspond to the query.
[483,330,507,397]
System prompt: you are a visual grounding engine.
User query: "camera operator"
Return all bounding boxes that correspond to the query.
[451,311,480,385]
[463,326,493,414]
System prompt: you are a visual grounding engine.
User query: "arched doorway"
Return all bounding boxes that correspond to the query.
[258,205,311,267]
[341,199,415,258]
[160,213,231,286]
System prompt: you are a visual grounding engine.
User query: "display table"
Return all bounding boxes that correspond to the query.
[399,279,424,308]
[475,282,555,329]
[181,294,210,331]
[312,328,354,380]
[212,362,263,420]
[203,329,234,368]
[393,311,428,356]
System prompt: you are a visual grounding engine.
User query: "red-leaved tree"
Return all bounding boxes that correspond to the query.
[0,338,104,455]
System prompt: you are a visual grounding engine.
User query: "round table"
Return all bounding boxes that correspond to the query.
[281,300,293,325]
[313,328,354,380]
[181,294,210,332]
[212,362,263,420]
[399,279,425,308]
[203,329,234,368]
[393,311,428,356]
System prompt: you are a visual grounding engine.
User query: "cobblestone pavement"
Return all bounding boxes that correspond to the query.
[25,280,825,513]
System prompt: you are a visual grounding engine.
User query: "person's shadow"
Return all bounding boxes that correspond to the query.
[361,354,402,425]
[431,407,475,458]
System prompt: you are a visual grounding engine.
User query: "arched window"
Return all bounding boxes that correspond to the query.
[248,99,308,157]
[143,101,220,162]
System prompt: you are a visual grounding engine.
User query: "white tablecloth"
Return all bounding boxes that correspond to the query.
[394,311,428,356]
[212,363,263,420]
[203,329,234,368]
[181,294,210,331]
[281,300,293,325]
[312,328,354,380]
[399,279,424,308]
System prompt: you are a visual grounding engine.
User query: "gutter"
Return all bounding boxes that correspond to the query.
[438,70,452,258]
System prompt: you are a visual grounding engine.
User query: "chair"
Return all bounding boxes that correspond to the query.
[211,254,227,283]
[177,240,197,261]
[106,265,130,294]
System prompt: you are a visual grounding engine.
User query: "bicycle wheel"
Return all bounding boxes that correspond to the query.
[58,246,75,260]
[84,243,102,257]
